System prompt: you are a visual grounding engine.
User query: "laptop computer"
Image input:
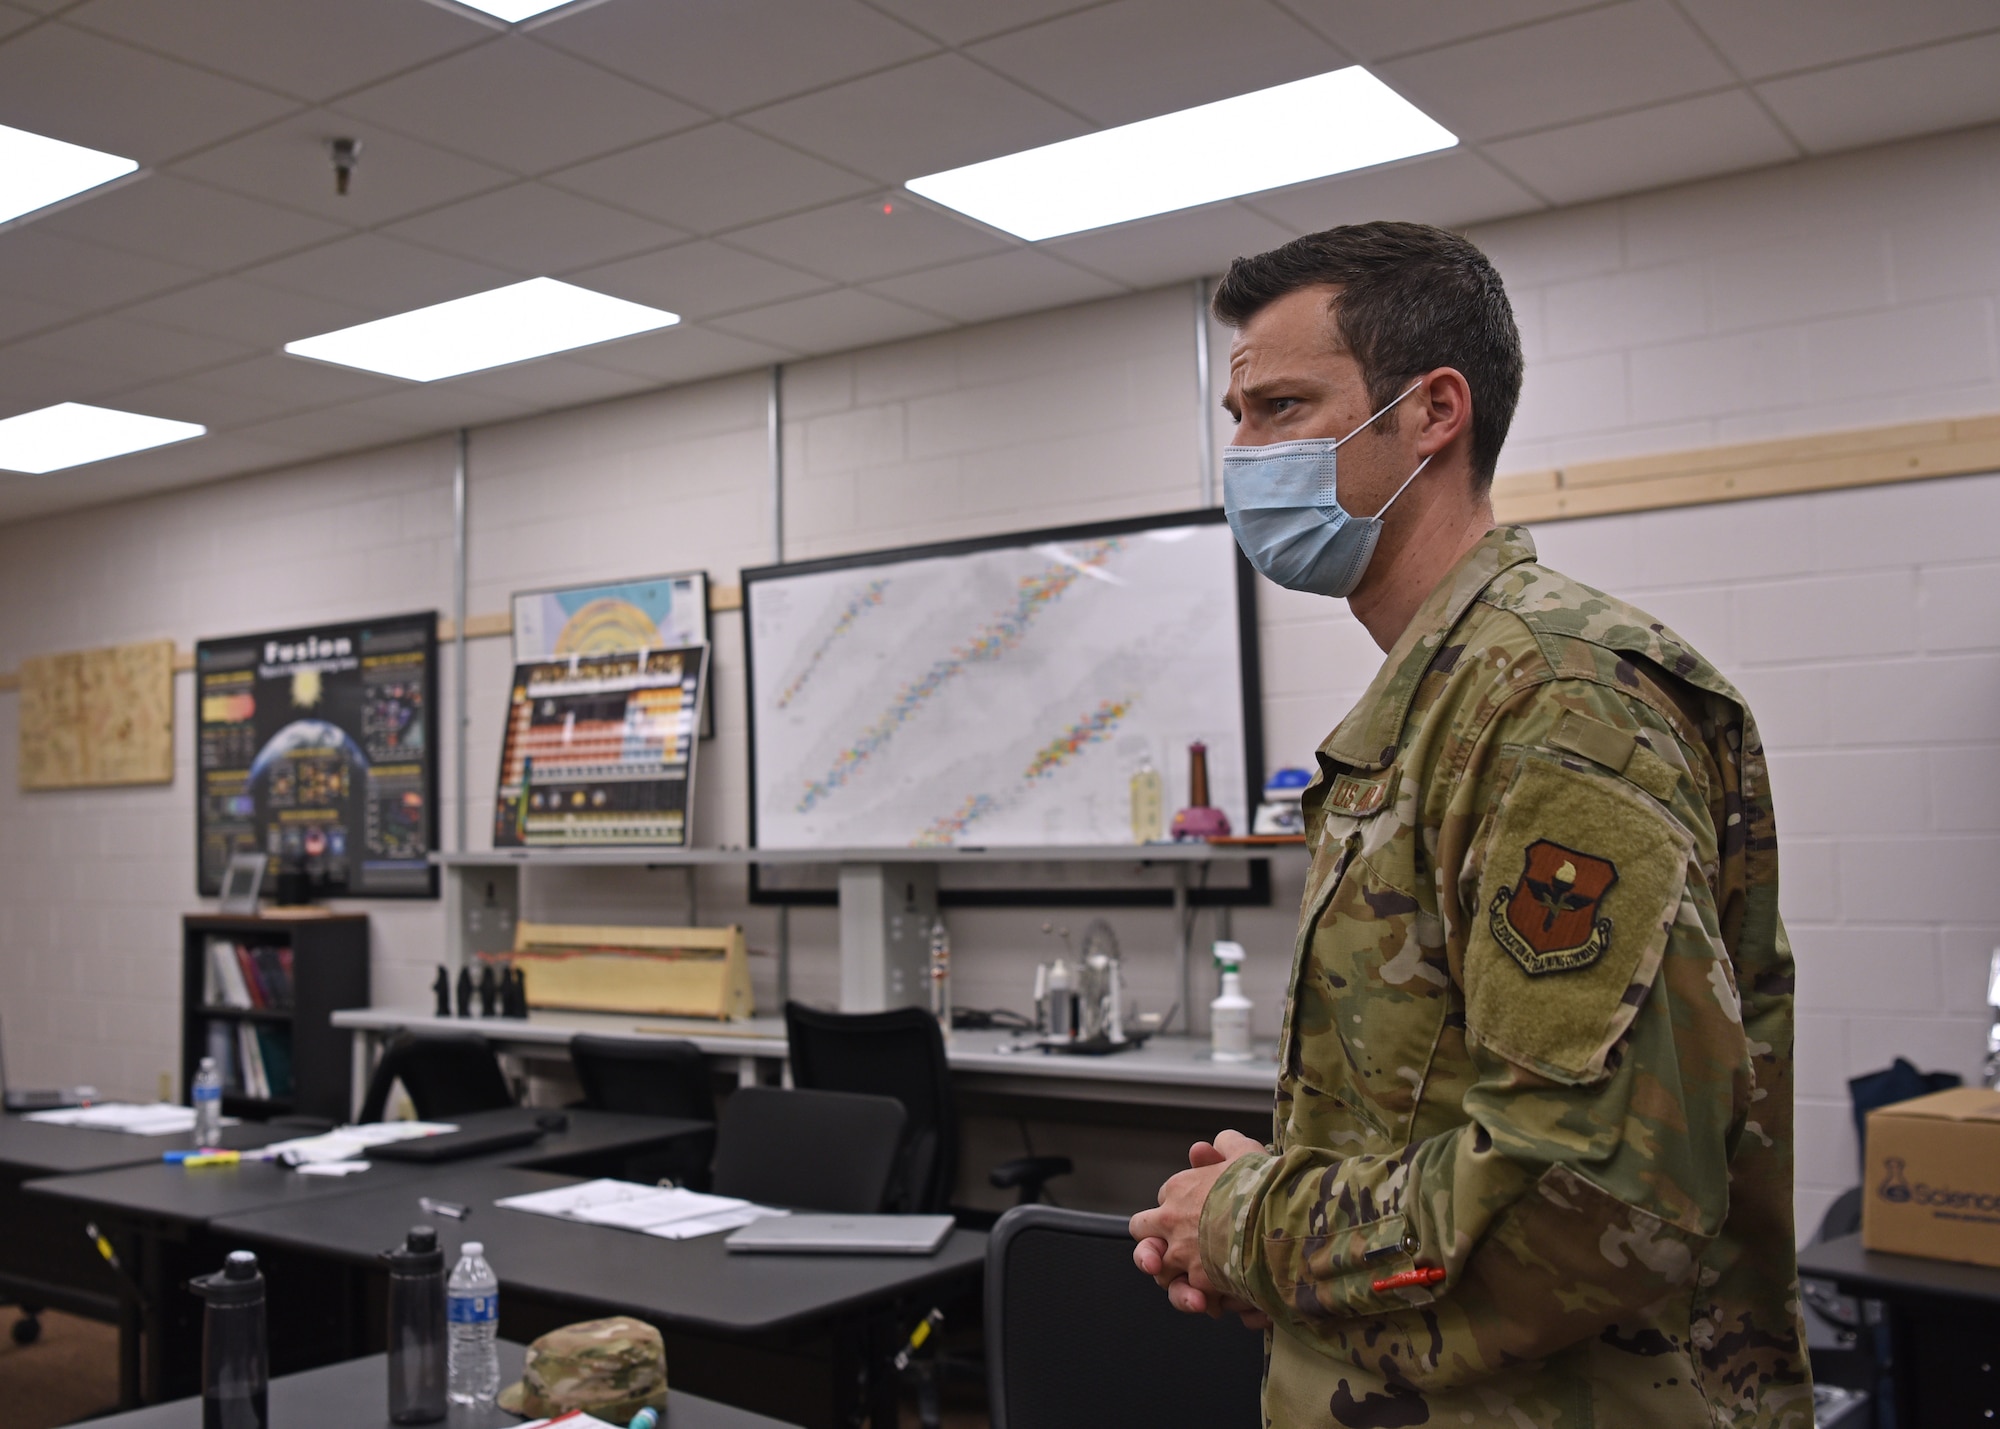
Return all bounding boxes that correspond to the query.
[725,1214,955,1256]
[0,1019,96,1113]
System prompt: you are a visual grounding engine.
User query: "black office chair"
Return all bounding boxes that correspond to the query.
[357,1031,515,1123]
[785,1002,1071,1213]
[568,1034,717,1186]
[569,1035,716,1121]
[710,1086,906,1213]
[986,1205,1265,1429]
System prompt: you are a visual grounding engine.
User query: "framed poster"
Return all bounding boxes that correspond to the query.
[493,644,708,848]
[195,612,438,898]
[743,509,1262,857]
[511,571,711,737]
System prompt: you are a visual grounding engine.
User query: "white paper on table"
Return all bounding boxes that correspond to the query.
[494,1178,658,1218]
[263,1122,459,1166]
[645,1205,791,1241]
[295,1159,372,1176]
[24,1103,198,1135]
[569,1187,754,1231]
[518,1413,623,1429]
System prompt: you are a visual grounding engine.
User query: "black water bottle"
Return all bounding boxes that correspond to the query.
[189,1250,267,1429]
[383,1226,448,1423]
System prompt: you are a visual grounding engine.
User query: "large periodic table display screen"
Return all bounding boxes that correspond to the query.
[744,510,1260,851]
[195,613,438,898]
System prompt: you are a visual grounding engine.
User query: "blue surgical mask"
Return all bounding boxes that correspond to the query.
[1223,380,1431,598]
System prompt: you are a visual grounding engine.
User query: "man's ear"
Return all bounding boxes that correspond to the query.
[1414,368,1473,458]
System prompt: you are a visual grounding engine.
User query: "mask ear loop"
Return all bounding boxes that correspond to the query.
[1370,452,1433,520]
[1330,377,1426,451]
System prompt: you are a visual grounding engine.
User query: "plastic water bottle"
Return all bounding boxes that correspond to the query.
[192,1056,224,1146]
[446,1241,499,1407]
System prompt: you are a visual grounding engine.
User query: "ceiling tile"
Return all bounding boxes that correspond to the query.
[0,290,78,344]
[151,351,404,419]
[241,233,514,314]
[383,183,685,276]
[547,123,874,234]
[0,5,36,41]
[448,355,661,408]
[109,371,314,431]
[540,0,936,114]
[119,278,379,349]
[1676,0,2000,80]
[1242,147,1542,232]
[233,403,434,455]
[1757,33,2000,155]
[575,323,796,383]
[708,288,949,354]
[864,0,1097,46]
[0,21,295,164]
[39,175,344,273]
[572,241,831,322]
[1277,0,1601,63]
[726,196,1009,284]
[334,36,702,174]
[0,345,131,415]
[741,53,1088,184]
[1485,90,1799,207]
[3,316,253,404]
[0,226,205,311]
[62,0,486,103]
[970,0,1345,127]
[1043,200,1297,288]
[336,383,540,432]
[866,248,1125,323]
[1375,1,1735,142]
[171,108,513,227]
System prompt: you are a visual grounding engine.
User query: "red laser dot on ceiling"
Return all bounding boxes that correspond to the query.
[883,203,894,214]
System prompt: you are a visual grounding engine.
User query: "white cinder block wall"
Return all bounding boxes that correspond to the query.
[3,124,2000,1233]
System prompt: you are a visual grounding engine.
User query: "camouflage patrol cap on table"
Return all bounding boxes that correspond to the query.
[497,1315,667,1421]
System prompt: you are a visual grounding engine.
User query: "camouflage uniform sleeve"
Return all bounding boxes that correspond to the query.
[1199,679,1750,1389]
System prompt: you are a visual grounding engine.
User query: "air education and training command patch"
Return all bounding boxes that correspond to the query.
[1489,839,1618,975]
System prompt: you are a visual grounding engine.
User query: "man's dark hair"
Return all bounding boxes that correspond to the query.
[1211,221,1523,487]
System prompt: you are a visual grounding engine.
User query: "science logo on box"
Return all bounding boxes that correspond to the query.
[1877,1155,2000,1213]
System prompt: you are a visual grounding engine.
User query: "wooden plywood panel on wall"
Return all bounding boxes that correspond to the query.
[19,638,175,789]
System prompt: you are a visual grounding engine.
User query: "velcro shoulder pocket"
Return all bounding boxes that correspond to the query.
[1465,752,1692,1084]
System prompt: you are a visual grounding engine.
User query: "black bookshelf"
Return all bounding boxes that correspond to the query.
[180,914,369,1122]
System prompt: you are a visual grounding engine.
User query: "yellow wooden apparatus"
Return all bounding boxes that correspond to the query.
[504,921,753,1021]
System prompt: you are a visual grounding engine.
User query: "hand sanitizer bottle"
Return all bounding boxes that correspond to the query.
[1210,941,1253,1062]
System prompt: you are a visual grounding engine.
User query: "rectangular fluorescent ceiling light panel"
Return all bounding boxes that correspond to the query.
[907,68,1455,241]
[285,277,679,381]
[0,403,204,474]
[0,123,139,226]
[442,0,583,20]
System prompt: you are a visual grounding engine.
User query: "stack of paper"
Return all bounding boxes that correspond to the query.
[496,1178,789,1241]
[262,1121,458,1167]
[24,1103,199,1135]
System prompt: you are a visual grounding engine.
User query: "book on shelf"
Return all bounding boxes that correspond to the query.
[204,1019,238,1091]
[236,1022,267,1100]
[255,1025,294,1100]
[207,937,254,1008]
[205,938,295,1012]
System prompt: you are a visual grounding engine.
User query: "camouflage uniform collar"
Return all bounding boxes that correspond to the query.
[1322,525,1538,771]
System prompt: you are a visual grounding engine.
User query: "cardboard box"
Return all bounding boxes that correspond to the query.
[1861,1087,2000,1268]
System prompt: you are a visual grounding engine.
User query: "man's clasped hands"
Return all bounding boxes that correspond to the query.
[1127,1128,1272,1330]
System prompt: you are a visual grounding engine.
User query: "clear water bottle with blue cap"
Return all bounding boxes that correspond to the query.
[446,1241,499,1406]
[192,1056,223,1146]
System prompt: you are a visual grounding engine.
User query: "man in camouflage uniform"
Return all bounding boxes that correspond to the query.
[1130,223,1809,1427]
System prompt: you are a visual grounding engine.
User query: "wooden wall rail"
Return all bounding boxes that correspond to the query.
[1,414,1996,693]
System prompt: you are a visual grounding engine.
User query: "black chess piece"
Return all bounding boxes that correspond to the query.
[431,966,451,1018]
[477,963,498,1018]
[502,966,528,1019]
[455,966,473,1018]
